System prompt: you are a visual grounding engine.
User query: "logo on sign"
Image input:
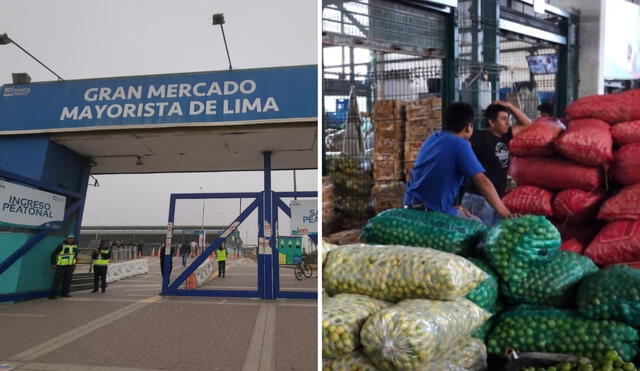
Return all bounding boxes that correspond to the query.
[3,87,31,97]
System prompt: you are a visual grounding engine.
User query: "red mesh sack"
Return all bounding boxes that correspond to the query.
[561,238,585,254]
[555,119,613,166]
[502,186,554,217]
[614,143,640,185]
[566,90,640,124]
[554,222,600,247]
[509,119,563,157]
[598,183,640,221]
[585,220,640,266]
[611,120,640,146]
[509,156,602,191]
[553,189,606,224]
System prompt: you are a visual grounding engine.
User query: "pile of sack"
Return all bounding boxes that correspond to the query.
[504,89,640,268]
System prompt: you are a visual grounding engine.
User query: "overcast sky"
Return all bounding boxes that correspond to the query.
[0,0,318,244]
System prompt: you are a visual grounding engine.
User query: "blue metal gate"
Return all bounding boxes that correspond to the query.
[162,152,317,300]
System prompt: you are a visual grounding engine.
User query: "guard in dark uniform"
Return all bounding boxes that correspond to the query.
[48,234,78,299]
[91,243,111,293]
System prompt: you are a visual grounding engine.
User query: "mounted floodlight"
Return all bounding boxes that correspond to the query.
[11,73,31,84]
[0,33,64,81]
[212,13,225,25]
[212,13,233,71]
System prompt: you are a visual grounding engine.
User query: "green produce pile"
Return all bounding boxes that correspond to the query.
[322,294,391,359]
[325,155,375,230]
[485,215,561,285]
[360,298,490,370]
[322,242,339,267]
[504,251,599,307]
[361,209,487,256]
[465,257,499,313]
[523,350,637,371]
[487,306,640,362]
[322,351,379,371]
[323,244,487,301]
[578,265,640,328]
[438,337,487,371]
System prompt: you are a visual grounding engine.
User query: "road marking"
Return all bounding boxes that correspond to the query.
[3,361,168,370]
[4,295,162,363]
[242,303,277,371]
[0,313,45,318]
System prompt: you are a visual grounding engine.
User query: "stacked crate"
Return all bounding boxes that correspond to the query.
[404,97,442,183]
[371,100,406,213]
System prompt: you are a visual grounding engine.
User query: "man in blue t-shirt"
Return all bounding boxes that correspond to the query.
[404,102,513,220]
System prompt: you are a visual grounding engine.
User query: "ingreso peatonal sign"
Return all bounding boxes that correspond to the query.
[0,65,316,134]
[0,180,66,229]
[290,199,318,235]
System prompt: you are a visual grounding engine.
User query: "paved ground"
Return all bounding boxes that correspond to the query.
[0,256,317,371]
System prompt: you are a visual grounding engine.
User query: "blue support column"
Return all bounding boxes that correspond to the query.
[257,198,264,299]
[263,151,274,300]
[272,192,280,298]
[73,164,91,239]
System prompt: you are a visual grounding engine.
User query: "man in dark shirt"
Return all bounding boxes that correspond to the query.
[462,102,531,226]
[404,102,513,220]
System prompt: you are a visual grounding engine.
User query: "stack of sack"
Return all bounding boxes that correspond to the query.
[503,89,640,267]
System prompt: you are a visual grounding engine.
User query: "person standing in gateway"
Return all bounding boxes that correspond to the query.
[91,242,111,293]
[216,245,227,278]
[48,234,78,299]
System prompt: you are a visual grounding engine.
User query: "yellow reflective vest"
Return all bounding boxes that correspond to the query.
[217,248,227,261]
[56,244,77,266]
[94,249,110,266]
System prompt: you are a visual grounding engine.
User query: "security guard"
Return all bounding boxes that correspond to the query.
[91,243,111,293]
[48,234,78,299]
[216,245,227,278]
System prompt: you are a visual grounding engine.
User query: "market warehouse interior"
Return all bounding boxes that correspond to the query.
[322,0,640,370]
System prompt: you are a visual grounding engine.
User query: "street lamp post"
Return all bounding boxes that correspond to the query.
[0,33,64,81]
[212,14,233,71]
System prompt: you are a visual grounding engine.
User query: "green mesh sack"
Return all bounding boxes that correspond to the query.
[360,298,490,370]
[322,351,379,371]
[322,294,391,359]
[472,298,506,341]
[487,305,640,362]
[361,209,487,256]
[577,265,640,328]
[485,215,561,285]
[503,251,599,307]
[323,244,487,301]
[465,257,499,313]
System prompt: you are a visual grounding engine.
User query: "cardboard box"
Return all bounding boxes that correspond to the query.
[373,100,404,120]
[374,118,404,133]
[374,138,403,154]
[373,153,403,181]
[372,181,406,213]
[404,141,424,162]
[404,161,415,183]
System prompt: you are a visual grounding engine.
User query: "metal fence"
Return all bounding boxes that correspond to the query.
[498,34,559,120]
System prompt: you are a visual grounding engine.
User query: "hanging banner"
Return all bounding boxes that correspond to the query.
[290,199,318,235]
[0,180,66,229]
[0,65,317,134]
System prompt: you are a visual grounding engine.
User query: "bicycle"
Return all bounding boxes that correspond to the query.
[294,256,313,280]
